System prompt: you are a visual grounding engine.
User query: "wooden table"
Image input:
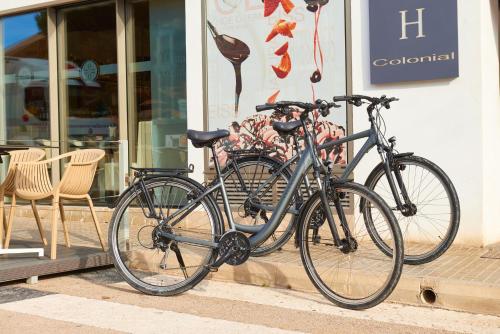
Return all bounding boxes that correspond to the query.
[0,145,45,257]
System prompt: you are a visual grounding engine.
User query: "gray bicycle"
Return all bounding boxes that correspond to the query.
[219,95,460,265]
[108,100,404,310]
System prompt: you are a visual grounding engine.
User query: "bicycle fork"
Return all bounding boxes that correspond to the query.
[381,151,416,216]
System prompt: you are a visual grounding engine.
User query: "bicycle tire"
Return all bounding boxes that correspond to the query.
[109,176,222,296]
[298,182,404,310]
[364,155,460,265]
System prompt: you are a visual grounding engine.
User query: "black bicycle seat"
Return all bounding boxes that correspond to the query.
[187,129,230,148]
[273,119,302,136]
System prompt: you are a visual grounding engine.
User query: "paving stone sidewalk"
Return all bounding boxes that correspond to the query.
[209,243,500,316]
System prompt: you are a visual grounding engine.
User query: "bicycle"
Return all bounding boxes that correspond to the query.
[108,99,404,310]
[219,95,460,265]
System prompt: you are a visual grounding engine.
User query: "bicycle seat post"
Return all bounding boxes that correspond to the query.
[210,145,236,230]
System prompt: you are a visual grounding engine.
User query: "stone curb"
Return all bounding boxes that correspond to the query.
[208,256,500,316]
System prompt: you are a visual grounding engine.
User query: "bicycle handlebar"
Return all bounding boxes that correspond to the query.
[334,95,399,110]
[256,99,340,117]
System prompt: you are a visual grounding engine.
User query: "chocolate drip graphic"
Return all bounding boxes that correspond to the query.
[207,21,250,115]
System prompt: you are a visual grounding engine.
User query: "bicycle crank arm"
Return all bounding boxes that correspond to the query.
[208,250,235,271]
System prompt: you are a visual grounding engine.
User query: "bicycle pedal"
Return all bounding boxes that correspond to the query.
[207,266,218,273]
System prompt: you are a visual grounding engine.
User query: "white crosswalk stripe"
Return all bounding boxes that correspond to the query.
[0,294,304,334]
[2,275,500,334]
[181,279,500,334]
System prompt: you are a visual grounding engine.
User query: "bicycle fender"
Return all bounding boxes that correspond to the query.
[394,152,414,159]
[109,174,208,209]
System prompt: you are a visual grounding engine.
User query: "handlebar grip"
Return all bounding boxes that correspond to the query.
[255,104,275,112]
[333,96,349,102]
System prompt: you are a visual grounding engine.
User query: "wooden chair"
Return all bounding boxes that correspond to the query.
[0,148,46,247]
[5,149,106,259]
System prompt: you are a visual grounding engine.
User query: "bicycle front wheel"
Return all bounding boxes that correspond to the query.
[109,176,221,296]
[364,155,460,265]
[298,182,403,310]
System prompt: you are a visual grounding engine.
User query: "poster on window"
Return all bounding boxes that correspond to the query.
[206,0,347,166]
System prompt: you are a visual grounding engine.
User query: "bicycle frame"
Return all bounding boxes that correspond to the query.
[154,117,348,250]
[318,127,413,211]
[230,115,414,218]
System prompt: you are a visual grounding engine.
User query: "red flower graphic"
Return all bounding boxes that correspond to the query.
[272,52,292,79]
[265,19,297,42]
[274,42,289,56]
[267,90,281,103]
[214,113,346,167]
[264,0,295,17]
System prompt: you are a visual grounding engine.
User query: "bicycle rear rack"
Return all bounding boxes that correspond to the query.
[224,147,276,158]
[131,164,194,177]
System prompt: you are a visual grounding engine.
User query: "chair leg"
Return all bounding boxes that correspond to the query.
[4,194,16,248]
[2,211,6,235]
[31,201,48,246]
[0,192,4,246]
[59,201,70,248]
[50,198,59,260]
[86,195,106,251]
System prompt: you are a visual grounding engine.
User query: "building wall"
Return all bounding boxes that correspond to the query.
[1,0,498,246]
[350,0,500,246]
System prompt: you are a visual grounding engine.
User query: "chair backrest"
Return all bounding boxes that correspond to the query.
[58,149,105,196]
[1,148,46,194]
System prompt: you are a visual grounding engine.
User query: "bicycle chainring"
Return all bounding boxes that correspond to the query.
[218,231,251,266]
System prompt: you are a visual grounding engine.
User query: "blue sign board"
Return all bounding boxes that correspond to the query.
[369,0,459,84]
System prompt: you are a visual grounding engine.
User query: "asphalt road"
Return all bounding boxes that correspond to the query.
[0,268,499,334]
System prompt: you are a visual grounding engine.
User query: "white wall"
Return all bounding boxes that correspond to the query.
[480,0,500,245]
[185,1,205,183]
[351,0,500,246]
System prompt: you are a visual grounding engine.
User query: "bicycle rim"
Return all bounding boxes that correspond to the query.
[365,156,459,264]
[299,184,403,309]
[109,177,220,295]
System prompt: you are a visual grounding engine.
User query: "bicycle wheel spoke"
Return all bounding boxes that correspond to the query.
[110,177,219,295]
[300,184,402,309]
[369,156,458,263]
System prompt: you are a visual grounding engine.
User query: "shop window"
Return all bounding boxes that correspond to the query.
[0,10,50,146]
[126,0,187,169]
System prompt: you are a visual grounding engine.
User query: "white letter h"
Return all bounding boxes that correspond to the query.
[400,8,426,40]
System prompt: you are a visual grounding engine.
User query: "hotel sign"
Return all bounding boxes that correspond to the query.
[369,0,459,84]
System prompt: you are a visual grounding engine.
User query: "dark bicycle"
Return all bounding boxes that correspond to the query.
[108,100,404,310]
[218,95,460,265]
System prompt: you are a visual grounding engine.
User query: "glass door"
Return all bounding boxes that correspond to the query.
[57,1,119,204]
[126,0,187,169]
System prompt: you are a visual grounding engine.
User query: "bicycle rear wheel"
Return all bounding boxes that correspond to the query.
[109,176,221,296]
[364,155,460,265]
[298,182,403,310]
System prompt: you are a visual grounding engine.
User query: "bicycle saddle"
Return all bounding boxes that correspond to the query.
[187,129,230,148]
[273,119,302,135]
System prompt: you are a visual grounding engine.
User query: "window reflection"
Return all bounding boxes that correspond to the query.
[58,2,119,204]
[127,0,187,169]
[0,11,50,146]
